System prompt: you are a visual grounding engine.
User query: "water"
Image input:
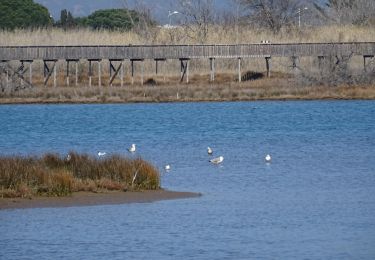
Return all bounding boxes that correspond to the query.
[0,101,375,259]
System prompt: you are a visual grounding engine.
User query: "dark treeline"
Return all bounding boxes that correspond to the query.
[0,0,151,31]
[1,0,375,32]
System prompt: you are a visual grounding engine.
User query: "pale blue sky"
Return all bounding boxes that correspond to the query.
[35,0,232,23]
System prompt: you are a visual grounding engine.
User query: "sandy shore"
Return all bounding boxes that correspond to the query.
[0,190,201,210]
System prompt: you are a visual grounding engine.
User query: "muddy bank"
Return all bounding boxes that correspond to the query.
[0,190,201,210]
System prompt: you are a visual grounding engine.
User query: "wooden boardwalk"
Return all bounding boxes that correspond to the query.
[1,42,374,87]
[1,43,375,60]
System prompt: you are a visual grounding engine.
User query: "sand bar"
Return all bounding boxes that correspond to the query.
[0,190,201,210]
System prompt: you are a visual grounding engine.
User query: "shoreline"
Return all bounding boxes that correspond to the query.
[0,190,202,210]
[1,96,374,105]
[1,83,374,104]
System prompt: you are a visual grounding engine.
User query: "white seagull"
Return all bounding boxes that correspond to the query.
[98,152,106,157]
[265,154,272,163]
[207,147,213,155]
[66,154,71,161]
[128,144,136,153]
[210,156,224,164]
[165,165,171,171]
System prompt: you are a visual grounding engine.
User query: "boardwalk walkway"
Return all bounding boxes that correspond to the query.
[1,43,374,87]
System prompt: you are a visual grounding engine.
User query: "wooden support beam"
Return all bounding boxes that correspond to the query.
[154,58,166,82]
[20,61,25,86]
[120,60,124,87]
[291,56,299,73]
[238,58,242,82]
[180,59,190,83]
[265,57,271,78]
[130,59,144,85]
[363,55,374,72]
[141,60,144,85]
[88,60,92,87]
[131,60,134,85]
[66,60,70,86]
[109,60,123,86]
[4,61,33,88]
[318,56,325,70]
[29,62,32,85]
[43,60,57,87]
[75,61,78,86]
[210,58,215,82]
[98,61,101,87]
[88,59,101,87]
[53,61,57,88]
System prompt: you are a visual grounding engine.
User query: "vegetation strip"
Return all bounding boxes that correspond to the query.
[0,153,160,198]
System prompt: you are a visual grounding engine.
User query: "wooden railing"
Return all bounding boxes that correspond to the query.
[1,43,374,61]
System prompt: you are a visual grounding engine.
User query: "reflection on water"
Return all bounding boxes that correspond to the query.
[1,101,375,259]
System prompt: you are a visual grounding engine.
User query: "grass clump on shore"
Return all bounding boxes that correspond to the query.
[0,152,160,198]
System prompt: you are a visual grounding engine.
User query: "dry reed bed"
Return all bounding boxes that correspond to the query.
[0,153,160,198]
[0,25,374,46]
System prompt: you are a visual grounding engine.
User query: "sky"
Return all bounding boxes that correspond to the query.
[35,0,232,23]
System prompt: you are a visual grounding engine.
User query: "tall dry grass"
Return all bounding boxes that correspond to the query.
[0,25,374,46]
[0,152,160,198]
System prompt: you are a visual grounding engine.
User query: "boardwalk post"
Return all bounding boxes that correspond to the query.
[210,58,215,82]
[265,57,271,78]
[89,60,92,87]
[141,60,144,85]
[318,56,325,70]
[186,59,189,83]
[120,60,124,87]
[66,60,70,86]
[29,61,32,85]
[5,62,9,88]
[19,60,33,86]
[20,61,24,87]
[363,55,374,72]
[131,60,134,85]
[53,61,57,88]
[238,58,242,82]
[180,60,183,82]
[291,56,299,74]
[75,60,78,86]
[155,58,167,82]
[98,60,101,87]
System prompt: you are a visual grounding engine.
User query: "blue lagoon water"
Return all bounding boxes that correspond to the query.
[0,101,375,259]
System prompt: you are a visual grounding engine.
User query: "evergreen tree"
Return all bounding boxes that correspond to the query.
[0,0,52,30]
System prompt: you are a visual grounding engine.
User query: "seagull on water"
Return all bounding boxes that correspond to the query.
[165,165,171,171]
[207,147,213,155]
[265,154,272,163]
[128,144,136,153]
[98,152,106,157]
[210,156,224,164]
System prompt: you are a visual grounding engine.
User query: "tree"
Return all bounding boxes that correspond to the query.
[60,9,68,27]
[178,0,214,43]
[314,0,375,25]
[84,9,143,30]
[58,9,76,29]
[236,0,305,33]
[0,0,53,30]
